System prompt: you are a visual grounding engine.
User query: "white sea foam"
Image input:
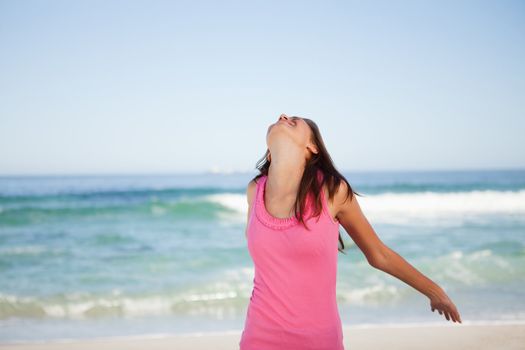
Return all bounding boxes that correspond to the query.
[337,283,403,304]
[0,245,51,255]
[205,193,247,213]
[205,190,525,225]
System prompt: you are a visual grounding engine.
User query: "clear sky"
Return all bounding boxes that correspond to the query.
[0,0,523,175]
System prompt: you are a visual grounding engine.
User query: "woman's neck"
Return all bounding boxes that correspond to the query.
[266,156,305,199]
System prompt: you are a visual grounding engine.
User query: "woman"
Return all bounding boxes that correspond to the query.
[239,114,462,350]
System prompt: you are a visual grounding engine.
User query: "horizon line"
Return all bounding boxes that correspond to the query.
[0,166,524,177]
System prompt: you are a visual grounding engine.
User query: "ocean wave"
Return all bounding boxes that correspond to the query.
[207,189,525,225]
[0,287,250,320]
[0,197,233,224]
[0,245,65,256]
[1,188,525,227]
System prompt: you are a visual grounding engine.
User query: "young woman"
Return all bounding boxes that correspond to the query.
[239,114,462,349]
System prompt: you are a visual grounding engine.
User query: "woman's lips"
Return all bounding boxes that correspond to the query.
[268,120,292,133]
[278,119,292,126]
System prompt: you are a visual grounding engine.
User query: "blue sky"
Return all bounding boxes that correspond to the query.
[0,0,523,175]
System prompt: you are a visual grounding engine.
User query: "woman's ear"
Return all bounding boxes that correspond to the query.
[267,153,271,162]
[307,144,319,155]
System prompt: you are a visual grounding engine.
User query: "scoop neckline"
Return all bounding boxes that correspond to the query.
[256,175,300,230]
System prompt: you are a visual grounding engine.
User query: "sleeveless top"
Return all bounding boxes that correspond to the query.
[239,170,344,350]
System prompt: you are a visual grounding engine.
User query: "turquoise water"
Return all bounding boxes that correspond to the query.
[1,169,524,342]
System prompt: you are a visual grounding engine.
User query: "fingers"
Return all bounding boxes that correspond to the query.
[447,305,462,323]
[453,309,462,323]
[449,310,457,323]
[430,301,462,323]
[431,306,462,323]
[443,309,462,323]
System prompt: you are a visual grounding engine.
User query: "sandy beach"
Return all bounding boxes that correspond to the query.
[1,322,524,350]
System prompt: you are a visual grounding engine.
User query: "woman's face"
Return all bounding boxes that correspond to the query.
[266,114,312,148]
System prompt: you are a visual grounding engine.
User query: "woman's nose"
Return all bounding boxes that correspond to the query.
[279,114,288,121]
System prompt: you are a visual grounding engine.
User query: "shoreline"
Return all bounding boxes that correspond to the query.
[1,320,524,350]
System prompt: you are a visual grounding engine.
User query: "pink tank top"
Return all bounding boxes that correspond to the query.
[239,170,344,350]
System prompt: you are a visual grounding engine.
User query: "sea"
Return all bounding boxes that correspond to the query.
[1,169,524,343]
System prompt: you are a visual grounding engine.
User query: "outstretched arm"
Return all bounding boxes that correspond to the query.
[333,181,462,324]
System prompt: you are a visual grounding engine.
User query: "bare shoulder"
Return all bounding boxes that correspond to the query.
[321,179,352,222]
[332,180,356,218]
[246,179,258,206]
[244,180,258,239]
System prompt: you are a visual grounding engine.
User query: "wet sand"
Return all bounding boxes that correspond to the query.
[1,322,524,350]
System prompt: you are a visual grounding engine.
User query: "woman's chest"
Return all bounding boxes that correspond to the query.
[246,217,338,263]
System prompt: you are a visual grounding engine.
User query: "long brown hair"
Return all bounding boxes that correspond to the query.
[250,117,362,254]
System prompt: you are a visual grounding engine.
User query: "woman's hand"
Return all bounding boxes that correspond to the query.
[429,289,462,323]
